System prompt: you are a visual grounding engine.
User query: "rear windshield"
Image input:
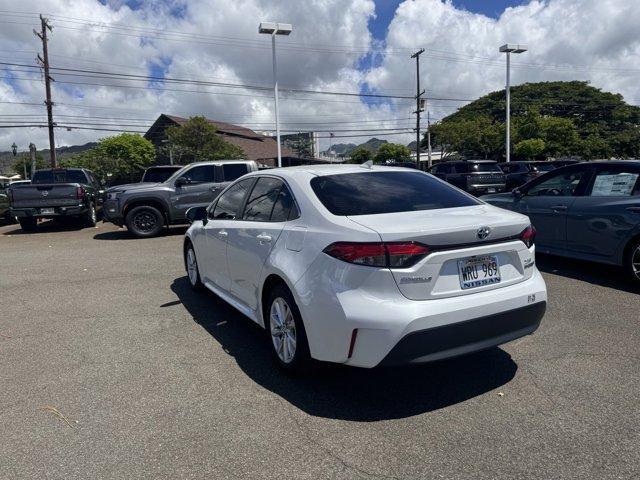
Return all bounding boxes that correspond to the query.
[142,168,180,183]
[456,162,502,173]
[310,171,479,216]
[223,163,249,181]
[32,170,87,184]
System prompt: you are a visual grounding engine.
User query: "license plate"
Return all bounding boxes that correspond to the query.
[40,208,54,215]
[458,255,501,290]
[487,188,496,193]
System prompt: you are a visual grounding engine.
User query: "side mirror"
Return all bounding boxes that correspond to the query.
[175,176,189,188]
[185,206,207,225]
[512,188,523,198]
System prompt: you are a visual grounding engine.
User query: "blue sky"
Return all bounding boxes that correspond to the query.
[369,0,527,41]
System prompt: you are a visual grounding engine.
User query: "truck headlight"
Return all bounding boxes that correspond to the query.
[106,192,121,201]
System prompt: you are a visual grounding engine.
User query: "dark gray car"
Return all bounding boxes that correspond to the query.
[482,161,640,283]
[102,160,258,237]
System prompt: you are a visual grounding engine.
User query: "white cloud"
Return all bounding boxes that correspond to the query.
[0,0,639,158]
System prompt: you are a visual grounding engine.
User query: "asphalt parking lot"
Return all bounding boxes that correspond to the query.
[1,221,638,480]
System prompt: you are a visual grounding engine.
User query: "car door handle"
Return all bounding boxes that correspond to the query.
[256,233,272,243]
[217,230,228,237]
[550,205,568,211]
[626,207,640,213]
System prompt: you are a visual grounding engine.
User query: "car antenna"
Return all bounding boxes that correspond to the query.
[360,160,373,169]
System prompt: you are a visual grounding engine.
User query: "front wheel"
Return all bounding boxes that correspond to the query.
[18,217,37,232]
[625,238,640,285]
[267,284,311,372]
[125,205,165,238]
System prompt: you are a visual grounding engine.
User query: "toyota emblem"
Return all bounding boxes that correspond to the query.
[476,226,491,239]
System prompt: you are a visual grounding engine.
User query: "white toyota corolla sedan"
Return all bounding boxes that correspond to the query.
[183,164,547,370]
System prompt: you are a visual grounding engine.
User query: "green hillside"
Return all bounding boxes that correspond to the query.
[428,81,640,160]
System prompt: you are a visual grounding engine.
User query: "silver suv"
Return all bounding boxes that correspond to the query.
[103,160,258,237]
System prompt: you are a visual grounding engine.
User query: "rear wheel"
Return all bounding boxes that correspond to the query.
[125,205,164,238]
[185,242,204,291]
[625,238,640,285]
[18,217,37,232]
[82,202,97,228]
[266,284,311,372]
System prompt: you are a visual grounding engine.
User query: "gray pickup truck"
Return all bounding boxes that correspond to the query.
[103,160,258,237]
[9,168,101,232]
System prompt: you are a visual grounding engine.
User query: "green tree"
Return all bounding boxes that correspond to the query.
[348,146,372,164]
[430,116,502,159]
[373,143,412,163]
[61,133,155,183]
[514,138,545,159]
[165,116,246,163]
[12,154,47,178]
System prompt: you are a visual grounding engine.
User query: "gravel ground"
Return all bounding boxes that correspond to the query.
[0,220,638,480]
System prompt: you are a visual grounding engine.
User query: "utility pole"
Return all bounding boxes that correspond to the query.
[30,143,37,178]
[411,49,425,168]
[35,15,56,168]
[427,109,432,168]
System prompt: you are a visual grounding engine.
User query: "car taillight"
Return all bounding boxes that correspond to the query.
[323,242,430,268]
[76,186,85,199]
[520,225,536,248]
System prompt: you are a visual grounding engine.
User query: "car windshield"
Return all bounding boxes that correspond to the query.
[310,171,480,216]
[532,163,554,172]
[164,165,191,184]
[32,170,86,184]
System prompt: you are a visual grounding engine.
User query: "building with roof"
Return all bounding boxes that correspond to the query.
[144,114,296,167]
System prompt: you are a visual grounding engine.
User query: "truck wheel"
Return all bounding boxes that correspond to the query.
[4,210,17,224]
[82,202,97,228]
[18,217,37,232]
[125,205,165,238]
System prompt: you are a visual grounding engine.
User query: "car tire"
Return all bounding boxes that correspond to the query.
[624,237,640,285]
[82,202,97,228]
[125,205,165,238]
[184,241,204,291]
[4,210,16,224]
[266,284,312,372]
[18,217,37,232]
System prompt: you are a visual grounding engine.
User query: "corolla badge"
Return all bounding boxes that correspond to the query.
[476,226,491,239]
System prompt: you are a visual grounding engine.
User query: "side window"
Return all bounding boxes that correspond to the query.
[271,184,297,222]
[211,178,254,219]
[180,165,215,184]
[526,169,587,197]
[589,168,640,197]
[243,177,282,222]
[222,163,249,182]
[453,163,468,174]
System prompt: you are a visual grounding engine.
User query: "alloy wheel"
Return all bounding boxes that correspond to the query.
[270,297,297,364]
[632,245,640,280]
[187,248,198,286]
[133,211,157,233]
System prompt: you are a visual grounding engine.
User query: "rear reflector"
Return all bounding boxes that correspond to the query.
[323,241,430,268]
[520,225,536,248]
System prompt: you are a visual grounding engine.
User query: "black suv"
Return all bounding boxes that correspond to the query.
[429,160,506,195]
[499,161,555,190]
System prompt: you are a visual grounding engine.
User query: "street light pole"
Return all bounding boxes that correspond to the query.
[499,44,527,163]
[259,22,292,168]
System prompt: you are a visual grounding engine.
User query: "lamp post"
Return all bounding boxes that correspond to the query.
[259,21,292,168]
[499,44,527,162]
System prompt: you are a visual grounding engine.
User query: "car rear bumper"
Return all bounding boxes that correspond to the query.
[378,302,545,366]
[11,205,86,217]
[467,183,506,194]
[294,263,547,368]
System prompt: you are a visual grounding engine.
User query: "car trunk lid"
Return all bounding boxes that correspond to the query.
[347,205,533,300]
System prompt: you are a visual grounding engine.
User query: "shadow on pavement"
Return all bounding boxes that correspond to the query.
[170,276,518,421]
[94,225,188,240]
[536,253,638,294]
[1,219,86,235]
